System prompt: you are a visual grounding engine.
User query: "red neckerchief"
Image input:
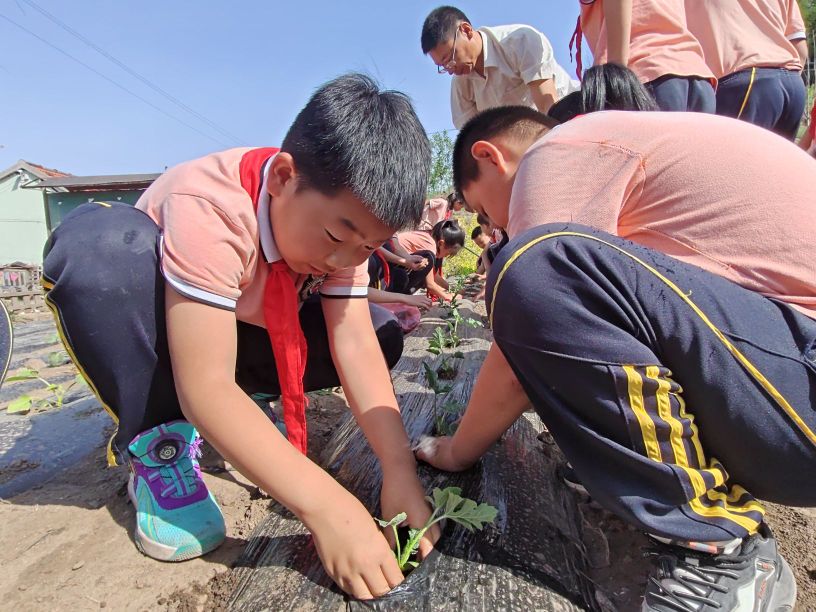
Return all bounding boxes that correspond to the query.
[569,15,584,81]
[239,147,309,455]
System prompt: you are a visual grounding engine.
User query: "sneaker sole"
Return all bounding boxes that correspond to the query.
[127,476,222,562]
[768,556,797,611]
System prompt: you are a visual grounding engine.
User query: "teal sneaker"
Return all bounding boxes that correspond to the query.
[127,421,226,561]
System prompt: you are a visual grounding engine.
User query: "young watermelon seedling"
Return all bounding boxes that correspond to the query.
[376,487,498,572]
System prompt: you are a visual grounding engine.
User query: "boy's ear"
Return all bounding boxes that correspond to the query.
[266,152,297,197]
[470,140,509,176]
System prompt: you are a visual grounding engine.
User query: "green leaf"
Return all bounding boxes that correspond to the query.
[430,486,498,534]
[405,560,419,569]
[375,512,407,529]
[428,346,441,355]
[453,351,465,359]
[422,361,438,389]
[74,374,88,387]
[46,351,70,367]
[466,318,483,328]
[7,394,33,414]
[5,368,39,382]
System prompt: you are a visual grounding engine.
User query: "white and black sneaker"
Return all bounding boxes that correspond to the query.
[642,523,796,611]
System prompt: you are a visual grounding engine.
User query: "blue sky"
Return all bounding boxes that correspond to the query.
[0,1,581,176]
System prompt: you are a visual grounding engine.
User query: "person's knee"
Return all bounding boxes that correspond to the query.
[370,305,403,369]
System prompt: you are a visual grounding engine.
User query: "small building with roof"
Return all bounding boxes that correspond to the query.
[0,160,70,265]
[31,172,161,232]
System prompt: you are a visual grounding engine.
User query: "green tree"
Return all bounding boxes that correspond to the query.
[800,0,816,68]
[427,131,455,197]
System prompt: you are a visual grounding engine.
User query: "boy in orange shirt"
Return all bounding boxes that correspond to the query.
[418,106,815,611]
[42,74,438,600]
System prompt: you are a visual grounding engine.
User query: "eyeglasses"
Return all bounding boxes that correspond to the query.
[437,29,459,74]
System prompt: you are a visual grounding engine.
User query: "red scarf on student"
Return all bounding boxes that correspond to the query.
[239,147,309,455]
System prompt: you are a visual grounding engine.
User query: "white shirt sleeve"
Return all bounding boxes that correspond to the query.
[505,26,557,84]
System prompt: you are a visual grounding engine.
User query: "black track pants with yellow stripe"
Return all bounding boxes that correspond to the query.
[487,223,816,543]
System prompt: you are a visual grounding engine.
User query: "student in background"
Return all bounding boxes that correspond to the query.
[471,225,491,275]
[418,104,815,611]
[548,62,658,122]
[798,99,816,157]
[421,5,580,128]
[392,220,465,302]
[574,0,715,112]
[686,0,808,140]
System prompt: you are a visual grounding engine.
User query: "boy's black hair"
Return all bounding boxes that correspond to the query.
[431,219,465,248]
[281,73,430,231]
[453,106,557,193]
[548,63,658,123]
[470,225,483,240]
[421,6,470,54]
[476,213,491,227]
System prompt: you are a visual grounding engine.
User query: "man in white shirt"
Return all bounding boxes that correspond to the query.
[421,6,580,129]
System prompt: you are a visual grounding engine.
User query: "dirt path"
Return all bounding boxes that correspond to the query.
[1,307,815,611]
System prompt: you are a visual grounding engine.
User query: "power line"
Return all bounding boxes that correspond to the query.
[19,0,246,146]
[0,13,233,148]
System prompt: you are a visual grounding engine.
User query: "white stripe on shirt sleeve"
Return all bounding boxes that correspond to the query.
[163,269,238,311]
[319,285,369,298]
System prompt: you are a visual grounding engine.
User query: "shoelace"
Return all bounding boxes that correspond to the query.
[146,439,203,499]
[644,538,757,612]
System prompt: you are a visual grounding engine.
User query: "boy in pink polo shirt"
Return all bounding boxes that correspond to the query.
[417,106,816,611]
[686,0,808,140]
[42,74,438,600]
[575,0,715,112]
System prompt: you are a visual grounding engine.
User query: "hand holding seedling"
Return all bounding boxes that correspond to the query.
[377,487,498,572]
[307,491,405,600]
[379,467,440,563]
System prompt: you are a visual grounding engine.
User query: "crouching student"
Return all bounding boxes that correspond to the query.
[383,220,465,303]
[418,105,816,611]
[42,74,440,600]
[471,225,491,275]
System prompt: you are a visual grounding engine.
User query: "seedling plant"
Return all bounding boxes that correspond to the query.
[376,486,498,572]
[422,361,464,436]
[5,367,87,414]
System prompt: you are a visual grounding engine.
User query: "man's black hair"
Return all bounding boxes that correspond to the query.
[421,6,470,54]
[470,225,483,240]
[281,73,430,231]
[453,106,557,194]
[476,213,491,227]
[548,63,658,123]
[431,219,465,247]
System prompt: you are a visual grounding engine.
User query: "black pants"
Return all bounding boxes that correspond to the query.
[646,75,716,113]
[42,203,403,464]
[716,67,806,140]
[371,247,435,295]
[488,224,816,543]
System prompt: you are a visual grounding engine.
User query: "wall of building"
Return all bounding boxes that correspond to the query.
[0,170,49,265]
[45,190,146,230]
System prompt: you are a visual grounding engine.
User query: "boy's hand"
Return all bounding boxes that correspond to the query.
[403,254,428,270]
[380,467,440,558]
[403,293,432,311]
[307,493,404,600]
[413,435,471,472]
